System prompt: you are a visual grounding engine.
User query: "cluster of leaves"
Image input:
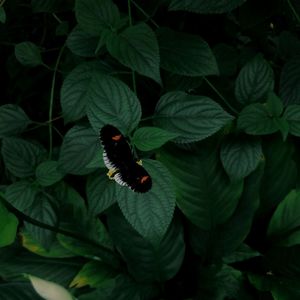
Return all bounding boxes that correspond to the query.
[1,0,300,299]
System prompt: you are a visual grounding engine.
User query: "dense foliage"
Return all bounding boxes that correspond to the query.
[1,0,300,299]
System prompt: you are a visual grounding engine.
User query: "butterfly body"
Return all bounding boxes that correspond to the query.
[100,125,152,193]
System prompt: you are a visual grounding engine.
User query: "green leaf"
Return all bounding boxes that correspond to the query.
[0,202,18,247]
[58,125,99,175]
[15,42,43,67]
[25,193,58,250]
[267,190,300,242]
[169,0,246,13]
[75,0,120,36]
[0,282,43,300]
[0,7,6,23]
[56,21,69,36]
[4,180,38,211]
[220,137,262,180]
[154,91,233,143]
[1,137,47,178]
[85,149,105,169]
[237,103,278,135]
[60,61,114,123]
[108,208,185,282]
[260,138,297,214]
[283,105,300,137]
[280,57,300,105]
[116,159,176,245]
[235,54,274,105]
[70,261,116,288]
[66,26,99,57]
[0,104,31,138]
[223,243,261,264]
[0,250,81,286]
[86,74,141,134]
[106,23,161,83]
[86,171,117,216]
[35,160,64,187]
[132,127,178,151]
[157,28,219,77]
[159,144,243,230]
[266,92,284,117]
[273,117,289,141]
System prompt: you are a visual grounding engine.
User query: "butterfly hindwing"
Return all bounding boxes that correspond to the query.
[100,125,152,193]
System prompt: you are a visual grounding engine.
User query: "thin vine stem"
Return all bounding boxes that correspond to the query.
[48,45,65,160]
[286,0,300,24]
[131,0,159,28]
[203,77,239,115]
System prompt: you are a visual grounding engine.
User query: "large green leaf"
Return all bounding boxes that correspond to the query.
[157,28,218,77]
[66,25,99,57]
[116,159,176,245]
[235,55,274,105]
[4,180,38,211]
[132,127,178,151]
[159,144,243,230]
[0,282,43,300]
[60,61,113,123]
[108,208,185,282]
[259,137,297,214]
[283,104,300,137]
[86,74,141,134]
[0,7,6,23]
[237,104,278,135]
[106,23,161,83]
[169,0,246,13]
[189,163,263,261]
[75,0,120,36]
[58,125,99,175]
[0,250,82,286]
[86,171,117,216]
[280,57,300,105]
[220,136,262,180]
[267,190,300,246]
[0,104,31,138]
[1,137,47,178]
[14,42,42,67]
[25,193,58,250]
[0,201,18,247]
[35,160,64,187]
[154,91,233,143]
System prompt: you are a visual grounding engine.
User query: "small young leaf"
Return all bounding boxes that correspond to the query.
[4,180,38,211]
[223,243,261,264]
[283,104,300,137]
[106,23,161,83]
[235,54,274,105]
[280,57,300,105]
[237,104,278,135]
[75,0,120,36]
[56,21,69,36]
[169,0,246,13]
[154,91,233,143]
[1,137,47,178]
[66,26,99,57]
[60,61,114,123]
[273,117,289,141]
[0,202,18,247]
[132,127,178,151]
[15,42,43,67]
[58,125,99,175]
[220,137,262,180]
[0,7,6,23]
[157,28,219,77]
[266,92,283,117]
[35,160,64,187]
[0,104,31,138]
[86,74,141,134]
[116,159,176,245]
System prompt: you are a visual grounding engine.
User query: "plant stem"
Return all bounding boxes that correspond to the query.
[48,45,65,160]
[131,0,159,28]
[203,77,239,115]
[286,0,300,24]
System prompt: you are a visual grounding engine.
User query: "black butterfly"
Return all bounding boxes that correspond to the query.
[100,124,152,193]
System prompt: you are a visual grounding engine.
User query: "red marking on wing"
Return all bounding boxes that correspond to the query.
[112,134,122,141]
[140,176,150,184]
